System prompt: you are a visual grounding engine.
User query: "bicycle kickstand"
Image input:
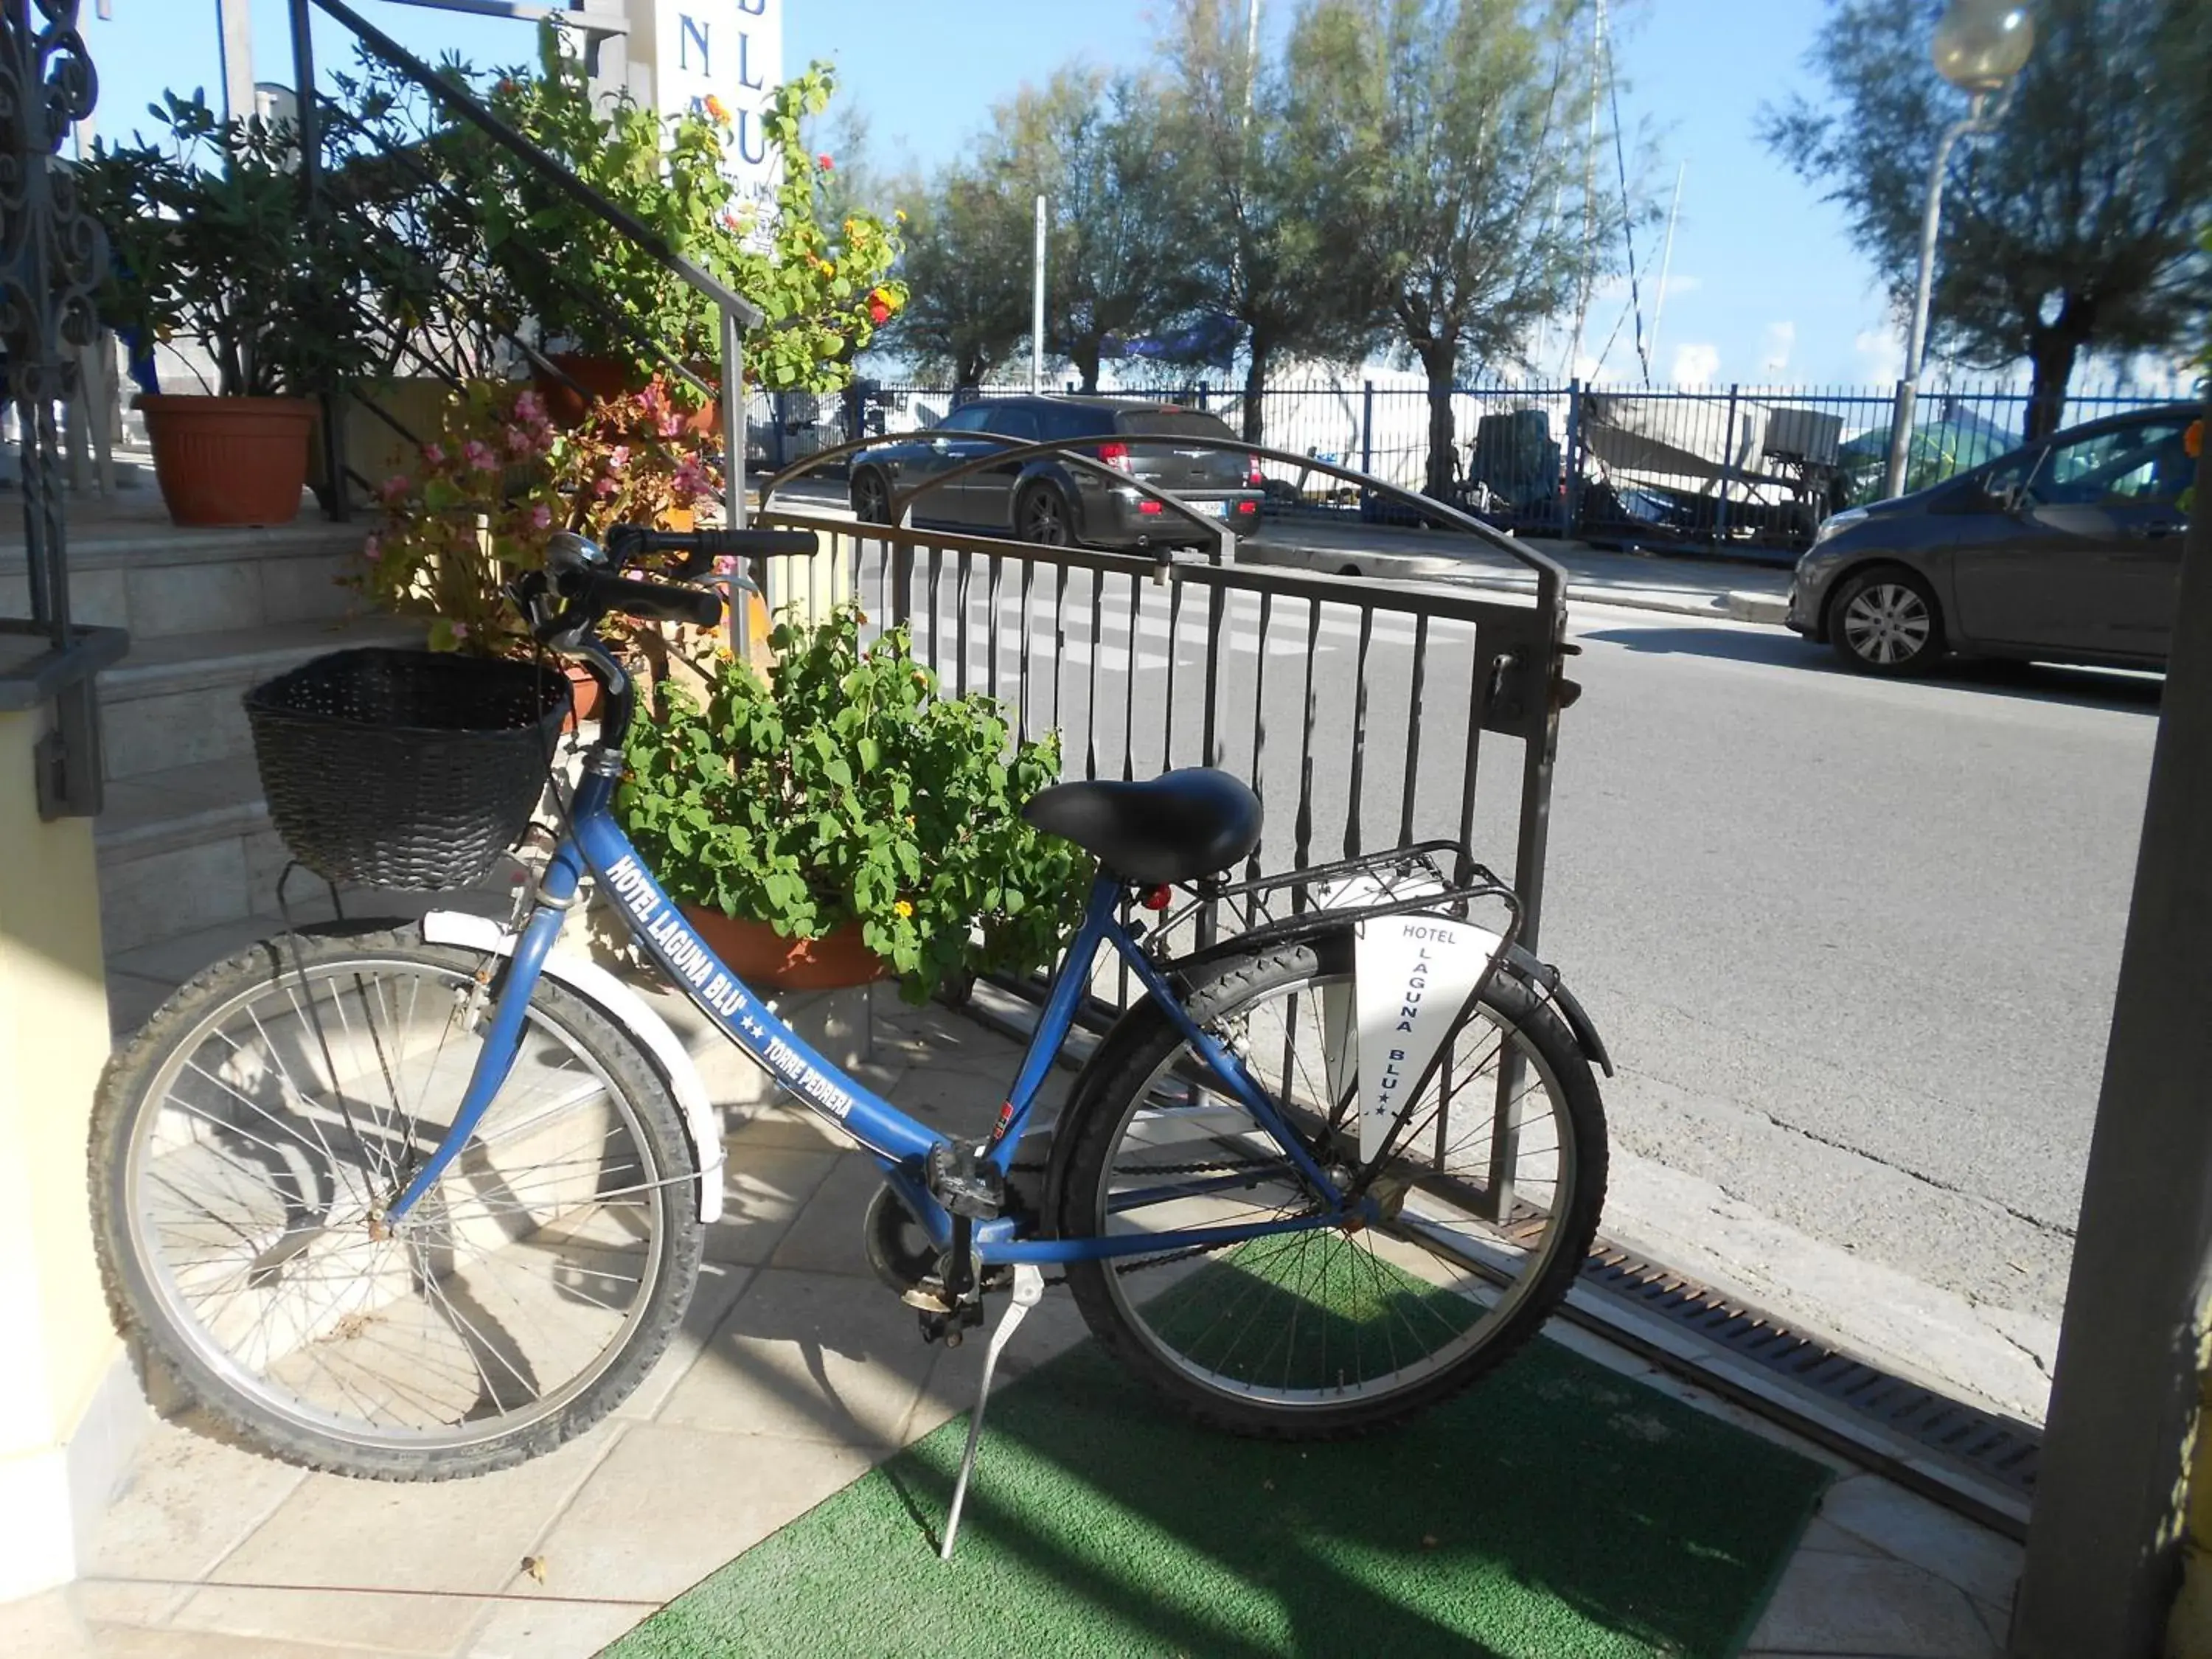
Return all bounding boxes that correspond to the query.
[939,1262,1044,1562]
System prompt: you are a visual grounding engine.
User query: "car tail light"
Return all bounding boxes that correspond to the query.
[1236,498,1256,515]
[1246,458,1265,489]
[1138,499,1164,515]
[1097,441,1131,473]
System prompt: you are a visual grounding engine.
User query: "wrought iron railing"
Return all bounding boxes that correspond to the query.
[0,0,129,818]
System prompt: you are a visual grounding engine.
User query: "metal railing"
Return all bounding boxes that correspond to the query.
[832,375,2182,555]
[285,0,762,529]
[0,0,131,818]
[743,434,1575,987]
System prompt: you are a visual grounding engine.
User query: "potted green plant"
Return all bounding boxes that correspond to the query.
[83,92,380,526]
[617,605,1090,998]
[480,32,905,417]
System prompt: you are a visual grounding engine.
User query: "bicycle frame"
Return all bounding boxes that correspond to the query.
[384,750,1358,1267]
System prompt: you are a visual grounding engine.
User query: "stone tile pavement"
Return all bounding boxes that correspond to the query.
[8,966,2020,1658]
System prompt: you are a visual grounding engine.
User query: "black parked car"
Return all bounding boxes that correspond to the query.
[847,394,1265,549]
[1788,403,2199,675]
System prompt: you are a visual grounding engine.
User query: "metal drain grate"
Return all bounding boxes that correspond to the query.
[1575,1238,2041,1534]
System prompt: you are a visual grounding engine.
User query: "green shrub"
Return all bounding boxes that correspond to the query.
[619,605,1091,1003]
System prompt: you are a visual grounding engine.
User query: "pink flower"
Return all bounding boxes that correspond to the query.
[463,439,497,472]
[422,442,446,467]
[362,532,382,560]
[380,473,409,501]
[514,389,546,424]
[639,382,667,414]
[528,503,552,530]
[656,412,684,438]
[817,153,834,171]
[608,444,632,470]
[451,621,470,640]
[593,476,618,498]
[672,456,711,500]
[505,425,534,456]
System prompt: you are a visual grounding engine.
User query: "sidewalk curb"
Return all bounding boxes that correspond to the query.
[1727,590,1793,626]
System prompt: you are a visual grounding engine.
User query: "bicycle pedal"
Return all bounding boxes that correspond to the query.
[926,1141,1006,1220]
[917,1301,987,1346]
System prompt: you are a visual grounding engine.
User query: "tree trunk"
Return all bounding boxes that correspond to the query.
[1419,341,1458,499]
[1074,339,1102,394]
[2025,316,2088,442]
[1241,338,1272,446]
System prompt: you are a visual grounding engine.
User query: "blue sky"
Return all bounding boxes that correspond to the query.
[81,0,1908,387]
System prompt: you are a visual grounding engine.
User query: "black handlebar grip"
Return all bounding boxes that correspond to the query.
[588,574,723,629]
[651,527,821,577]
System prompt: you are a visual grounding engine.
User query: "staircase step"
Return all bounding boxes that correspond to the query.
[94,754,288,957]
[0,498,368,636]
[97,616,422,782]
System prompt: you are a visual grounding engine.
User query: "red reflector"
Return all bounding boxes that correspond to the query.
[1140,884,1172,911]
[1138,499,1164,515]
[1236,499,1256,513]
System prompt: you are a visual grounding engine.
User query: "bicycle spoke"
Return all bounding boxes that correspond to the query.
[1088,965,1587,1413]
[121,947,678,1457]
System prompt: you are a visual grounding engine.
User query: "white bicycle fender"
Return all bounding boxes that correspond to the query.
[420,909,725,1224]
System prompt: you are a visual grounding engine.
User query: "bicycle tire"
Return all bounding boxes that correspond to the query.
[89,922,701,1481]
[1054,933,1606,1439]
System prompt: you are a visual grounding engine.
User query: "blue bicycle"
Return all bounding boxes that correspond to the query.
[90,524,1610,1539]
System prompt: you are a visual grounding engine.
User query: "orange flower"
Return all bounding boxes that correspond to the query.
[703,93,730,124]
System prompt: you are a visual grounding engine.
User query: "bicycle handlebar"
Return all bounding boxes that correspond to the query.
[577,571,724,630]
[607,524,819,578]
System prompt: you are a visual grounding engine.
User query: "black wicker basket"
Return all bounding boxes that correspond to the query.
[245,647,571,891]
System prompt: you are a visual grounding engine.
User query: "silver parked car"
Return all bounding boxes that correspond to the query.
[848,394,1265,550]
[1788,404,2199,675]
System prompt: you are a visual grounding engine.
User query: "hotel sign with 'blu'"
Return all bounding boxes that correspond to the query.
[637,0,785,223]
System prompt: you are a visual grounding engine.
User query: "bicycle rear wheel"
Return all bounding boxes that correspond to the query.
[1055,934,1606,1439]
[90,924,700,1480]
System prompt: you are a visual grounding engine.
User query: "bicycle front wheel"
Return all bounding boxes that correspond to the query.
[1056,933,1606,1439]
[90,924,700,1480]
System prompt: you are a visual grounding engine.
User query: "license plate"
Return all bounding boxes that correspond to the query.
[1203,498,1230,518]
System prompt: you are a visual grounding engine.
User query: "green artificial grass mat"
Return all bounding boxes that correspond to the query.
[609,1246,1829,1658]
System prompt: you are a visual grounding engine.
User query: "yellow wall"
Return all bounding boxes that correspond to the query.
[0,703,122,1594]
[2169,1357,2212,1655]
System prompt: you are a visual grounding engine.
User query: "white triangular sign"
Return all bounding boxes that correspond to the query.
[1312,866,1450,1114]
[1353,914,1502,1163]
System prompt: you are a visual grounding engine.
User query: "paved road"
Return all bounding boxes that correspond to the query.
[876,550,2157,1354]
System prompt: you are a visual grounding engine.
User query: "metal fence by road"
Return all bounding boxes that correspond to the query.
[737,453,1576,1015]
[765,373,2179,556]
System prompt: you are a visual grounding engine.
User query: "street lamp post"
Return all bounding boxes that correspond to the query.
[1879,0,2034,499]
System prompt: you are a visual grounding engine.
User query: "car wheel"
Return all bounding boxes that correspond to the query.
[1829,568,1944,675]
[1016,484,1074,546]
[850,469,891,525]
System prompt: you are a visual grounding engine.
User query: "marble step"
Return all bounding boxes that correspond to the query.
[1,509,369,638]
[96,616,422,782]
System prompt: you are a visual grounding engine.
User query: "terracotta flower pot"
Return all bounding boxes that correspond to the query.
[560,663,602,734]
[534,352,720,435]
[678,902,887,992]
[136,394,313,527]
